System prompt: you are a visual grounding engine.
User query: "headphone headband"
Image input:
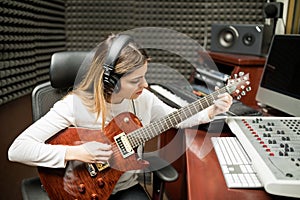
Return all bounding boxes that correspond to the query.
[103,34,133,71]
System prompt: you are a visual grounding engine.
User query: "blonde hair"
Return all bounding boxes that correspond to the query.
[73,34,149,129]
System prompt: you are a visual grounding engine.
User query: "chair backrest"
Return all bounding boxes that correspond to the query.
[32,51,89,121]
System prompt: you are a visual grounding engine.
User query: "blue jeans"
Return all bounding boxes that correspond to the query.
[108,184,150,200]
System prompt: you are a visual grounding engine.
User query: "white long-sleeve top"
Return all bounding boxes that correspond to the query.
[8,89,211,193]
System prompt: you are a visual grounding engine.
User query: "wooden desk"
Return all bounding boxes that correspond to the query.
[185,128,273,200]
[161,117,295,199]
[208,52,266,107]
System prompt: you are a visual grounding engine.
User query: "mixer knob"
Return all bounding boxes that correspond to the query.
[268,140,272,144]
[285,144,289,148]
[285,152,289,156]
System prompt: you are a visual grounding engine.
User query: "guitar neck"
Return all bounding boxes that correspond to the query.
[127,87,229,148]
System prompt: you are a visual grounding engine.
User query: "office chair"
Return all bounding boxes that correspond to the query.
[22,51,178,200]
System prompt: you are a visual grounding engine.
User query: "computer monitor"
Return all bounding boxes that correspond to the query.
[256,34,300,116]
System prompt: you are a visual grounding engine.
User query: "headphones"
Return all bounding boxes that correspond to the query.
[102,34,133,94]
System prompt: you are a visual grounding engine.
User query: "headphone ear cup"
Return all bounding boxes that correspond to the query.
[103,73,120,94]
[110,74,121,93]
[102,35,132,95]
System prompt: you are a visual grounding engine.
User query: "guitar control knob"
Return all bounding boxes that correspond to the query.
[124,117,129,123]
[97,178,105,188]
[91,193,98,200]
[78,183,86,193]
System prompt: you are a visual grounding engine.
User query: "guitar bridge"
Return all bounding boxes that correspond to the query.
[95,162,110,172]
[114,132,134,158]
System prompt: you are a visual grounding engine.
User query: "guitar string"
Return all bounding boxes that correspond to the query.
[84,86,236,167]
[127,87,227,148]
[103,80,244,166]
[107,86,231,162]
[129,89,222,147]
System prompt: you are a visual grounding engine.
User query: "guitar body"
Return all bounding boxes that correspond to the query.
[38,112,149,200]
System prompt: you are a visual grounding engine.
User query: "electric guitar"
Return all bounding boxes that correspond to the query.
[38,73,251,200]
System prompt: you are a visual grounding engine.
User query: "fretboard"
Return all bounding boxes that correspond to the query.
[127,86,229,148]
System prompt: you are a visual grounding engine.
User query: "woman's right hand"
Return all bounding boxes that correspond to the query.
[65,141,113,163]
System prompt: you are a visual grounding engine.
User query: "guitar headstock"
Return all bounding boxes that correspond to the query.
[226,72,251,100]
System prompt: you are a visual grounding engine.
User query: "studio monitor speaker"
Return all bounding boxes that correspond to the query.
[210,24,272,56]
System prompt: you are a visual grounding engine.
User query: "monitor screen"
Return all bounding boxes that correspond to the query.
[256,34,300,116]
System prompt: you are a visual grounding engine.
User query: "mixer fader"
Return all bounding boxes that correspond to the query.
[226,116,300,198]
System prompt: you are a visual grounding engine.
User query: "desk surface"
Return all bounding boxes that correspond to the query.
[208,51,266,66]
[185,128,275,200]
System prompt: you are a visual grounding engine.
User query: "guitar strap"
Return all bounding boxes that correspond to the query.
[131,99,142,122]
[132,99,137,116]
[132,99,151,189]
[131,99,145,158]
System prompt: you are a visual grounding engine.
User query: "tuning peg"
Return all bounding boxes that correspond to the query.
[235,89,240,94]
[246,80,250,85]
[246,86,251,92]
[238,71,245,76]
[241,91,246,96]
[243,77,249,81]
[233,73,238,78]
[237,95,241,100]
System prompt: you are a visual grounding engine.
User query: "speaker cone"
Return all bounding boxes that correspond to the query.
[218,26,238,48]
[242,33,255,46]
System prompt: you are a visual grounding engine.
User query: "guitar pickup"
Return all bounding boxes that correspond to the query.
[114,132,134,158]
[86,163,97,177]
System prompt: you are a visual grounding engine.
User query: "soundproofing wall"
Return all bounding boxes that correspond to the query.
[65,0,265,84]
[0,0,265,106]
[0,0,66,105]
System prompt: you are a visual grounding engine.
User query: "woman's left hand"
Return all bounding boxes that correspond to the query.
[208,93,233,119]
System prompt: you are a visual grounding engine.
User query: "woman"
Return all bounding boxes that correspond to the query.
[8,34,232,199]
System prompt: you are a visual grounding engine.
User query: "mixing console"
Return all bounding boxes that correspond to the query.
[226,116,300,198]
